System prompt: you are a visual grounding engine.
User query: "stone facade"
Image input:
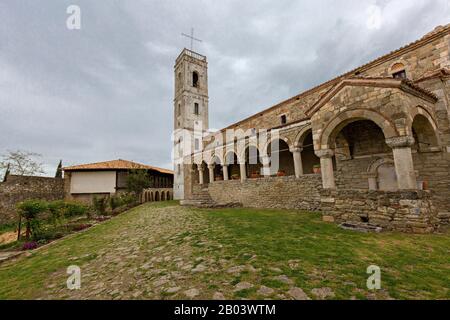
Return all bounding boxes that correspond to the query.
[179,24,450,233]
[0,175,64,224]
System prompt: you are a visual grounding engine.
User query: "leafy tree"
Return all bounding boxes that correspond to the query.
[126,170,151,195]
[0,150,45,176]
[17,200,48,240]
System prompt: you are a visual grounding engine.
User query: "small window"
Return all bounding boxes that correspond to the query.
[193,72,199,87]
[177,104,181,116]
[194,138,199,151]
[281,115,287,125]
[194,103,199,115]
[393,70,407,79]
[177,164,181,175]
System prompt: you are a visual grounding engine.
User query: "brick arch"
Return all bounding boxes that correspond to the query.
[318,109,398,150]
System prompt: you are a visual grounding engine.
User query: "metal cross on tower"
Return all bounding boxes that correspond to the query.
[181,27,202,51]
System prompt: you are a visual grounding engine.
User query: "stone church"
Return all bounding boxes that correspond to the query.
[173,24,450,233]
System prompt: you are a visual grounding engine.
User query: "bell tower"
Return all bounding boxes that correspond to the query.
[173,49,209,200]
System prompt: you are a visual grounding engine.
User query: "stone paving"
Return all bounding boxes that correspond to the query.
[40,204,325,300]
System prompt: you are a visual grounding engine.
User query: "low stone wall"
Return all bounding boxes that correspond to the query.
[0,175,64,224]
[201,176,443,233]
[207,175,323,211]
[319,189,438,233]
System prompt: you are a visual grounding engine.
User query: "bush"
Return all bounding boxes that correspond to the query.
[70,223,92,232]
[63,201,88,217]
[32,228,64,242]
[109,195,122,210]
[47,200,66,226]
[17,200,48,240]
[22,241,38,251]
[93,196,107,215]
[120,193,138,206]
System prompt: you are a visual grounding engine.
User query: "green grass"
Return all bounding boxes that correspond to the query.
[0,202,448,300]
[200,208,450,300]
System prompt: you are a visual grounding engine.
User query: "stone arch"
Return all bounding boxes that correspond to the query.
[367,158,397,191]
[319,109,398,150]
[225,151,240,180]
[266,138,295,176]
[155,191,160,202]
[294,125,313,148]
[161,191,166,201]
[245,145,263,178]
[263,136,292,157]
[411,108,440,151]
[150,192,154,202]
[166,191,171,200]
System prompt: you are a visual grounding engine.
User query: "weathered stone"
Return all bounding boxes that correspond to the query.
[288,287,310,300]
[311,287,335,300]
[234,282,253,292]
[257,286,275,296]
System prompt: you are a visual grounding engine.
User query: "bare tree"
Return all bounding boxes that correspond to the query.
[0,150,45,176]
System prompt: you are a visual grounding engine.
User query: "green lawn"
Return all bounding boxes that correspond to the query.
[0,202,448,300]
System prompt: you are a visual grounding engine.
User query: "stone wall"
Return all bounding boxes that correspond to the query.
[319,189,440,233]
[0,175,64,224]
[207,175,323,211]
[204,177,444,233]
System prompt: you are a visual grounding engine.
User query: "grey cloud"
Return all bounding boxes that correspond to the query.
[1,0,449,175]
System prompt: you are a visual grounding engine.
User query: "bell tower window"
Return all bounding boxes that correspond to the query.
[194,103,199,115]
[193,71,199,88]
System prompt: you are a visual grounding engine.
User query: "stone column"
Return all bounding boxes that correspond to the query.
[208,164,215,183]
[291,147,304,178]
[198,167,204,185]
[240,162,247,182]
[386,136,417,190]
[261,156,271,177]
[316,149,335,189]
[223,165,229,181]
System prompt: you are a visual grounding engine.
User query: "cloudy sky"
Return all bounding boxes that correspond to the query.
[1,0,449,176]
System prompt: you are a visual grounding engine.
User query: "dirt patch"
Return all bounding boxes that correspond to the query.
[0,231,18,245]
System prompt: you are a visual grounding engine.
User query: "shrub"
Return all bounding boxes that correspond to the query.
[70,223,92,232]
[109,195,122,210]
[32,228,64,242]
[63,201,88,217]
[22,241,38,251]
[120,193,138,206]
[17,200,48,240]
[92,196,107,215]
[47,200,66,226]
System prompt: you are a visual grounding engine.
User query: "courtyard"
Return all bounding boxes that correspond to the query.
[0,201,448,300]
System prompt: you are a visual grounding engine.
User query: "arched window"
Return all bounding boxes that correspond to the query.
[177,103,181,116]
[391,63,407,79]
[193,72,199,87]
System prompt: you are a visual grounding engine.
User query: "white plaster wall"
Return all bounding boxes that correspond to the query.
[70,171,116,194]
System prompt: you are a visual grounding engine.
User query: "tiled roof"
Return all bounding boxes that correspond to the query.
[63,159,173,174]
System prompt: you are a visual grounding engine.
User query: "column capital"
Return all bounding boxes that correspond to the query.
[197,166,204,172]
[385,136,415,149]
[315,149,334,159]
[290,147,303,153]
[208,164,215,170]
